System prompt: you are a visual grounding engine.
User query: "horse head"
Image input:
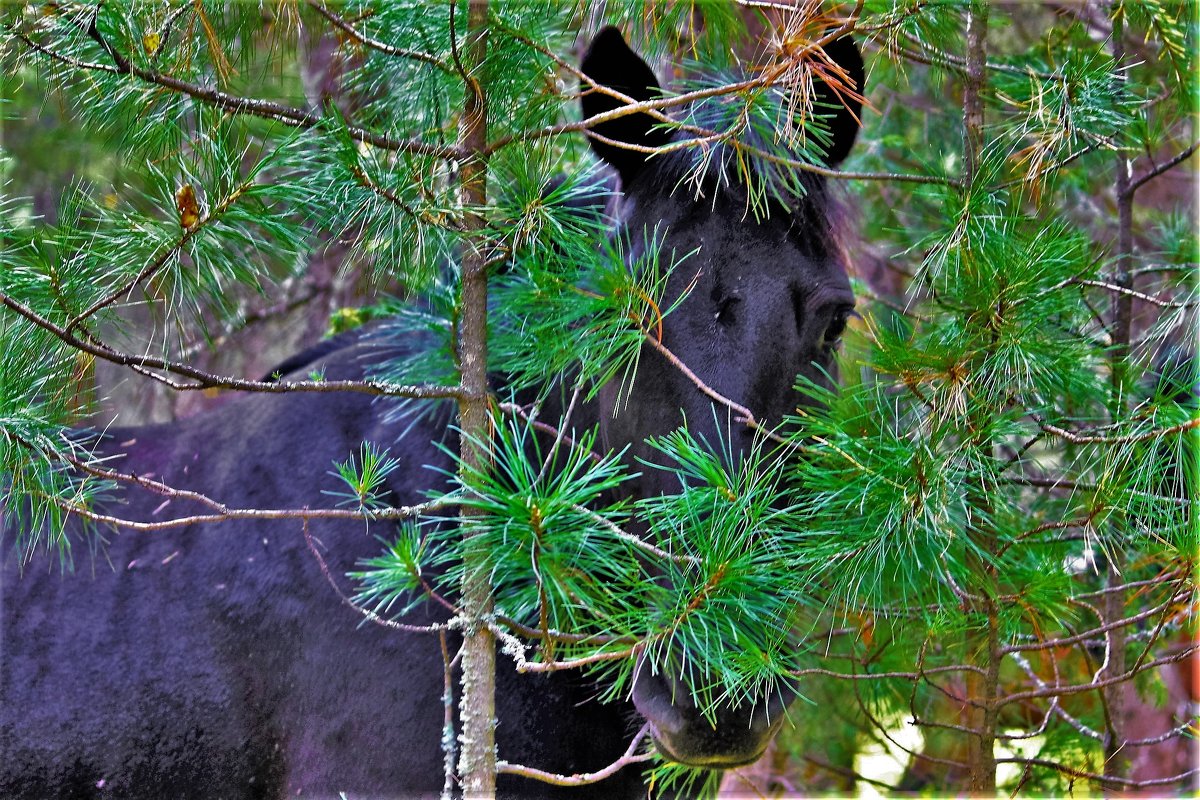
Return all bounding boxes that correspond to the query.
[579,25,865,769]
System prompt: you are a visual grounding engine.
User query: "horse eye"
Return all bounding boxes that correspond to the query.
[825,308,853,345]
[714,294,742,326]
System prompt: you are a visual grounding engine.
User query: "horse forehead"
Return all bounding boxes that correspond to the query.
[617,183,846,286]
[690,211,843,286]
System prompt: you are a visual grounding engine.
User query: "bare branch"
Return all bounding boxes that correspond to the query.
[478,35,956,188]
[1039,416,1199,445]
[10,28,121,73]
[1075,278,1197,309]
[12,434,449,530]
[302,518,450,634]
[1122,141,1199,199]
[568,503,698,566]
[791,664,986,680]
[1071,569,1185,600]
[994,757,1198,789]
[1004,652,1103,741]
[1002,591,1190,654]
[489,622,637,674]
[0,290,459,400]
[496,402,603,465]
[39,488,443,534]
[497,724,653,786]
[496,616,636,646]
[884,29,1063,82]
[996,647,1198,707]
[439,630,459,799]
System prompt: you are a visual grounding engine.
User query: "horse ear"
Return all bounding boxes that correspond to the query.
[580,27,672,184]
[811,35,865,166]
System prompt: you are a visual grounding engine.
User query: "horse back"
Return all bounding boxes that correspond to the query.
[1,334,643,799]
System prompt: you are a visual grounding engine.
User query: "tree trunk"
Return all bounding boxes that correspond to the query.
[961,3,999,795]
[455,1,496,797]
[1102,4,1132,790]
[961,1,989,187]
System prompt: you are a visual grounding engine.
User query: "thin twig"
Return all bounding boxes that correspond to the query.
[1038,416,1199,445]
[439,630,458,800]
[1005,652,1102,741]
[497,724,654,786]
[1003,591,1190,654]
[642,332,782,444]
[66,178,257,334]
[307,0,453,72]
[14,432,448,527]
[993,757,1197,789]
[1122,142,1199,199]
[10,29,121,73]
[489,621,638,673]
[1124,718,1198,747]
[0,290,459,400]
[790,664,986,680]
[568,503,698,566]
[993,143,1100,191]
[997,647,1197,706]
[37,488,442,533]
[1075,278,1196,309]
[496,402,603,465]
[533,384,583,487]
[302,517,449,634]
[886,29,1063,82]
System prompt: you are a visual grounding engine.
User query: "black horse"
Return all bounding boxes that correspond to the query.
[0,27,864,799]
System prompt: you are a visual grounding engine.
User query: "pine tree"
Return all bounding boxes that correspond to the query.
[2,1,1194,796]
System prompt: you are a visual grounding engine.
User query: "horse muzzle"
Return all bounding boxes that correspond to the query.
[631,653,795,768]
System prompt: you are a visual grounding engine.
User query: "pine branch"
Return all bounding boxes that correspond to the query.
[7,19,463,161]
[302,518,452,635]
[65,177,258,335]
[0,290,459,400]
[306,0,454,73]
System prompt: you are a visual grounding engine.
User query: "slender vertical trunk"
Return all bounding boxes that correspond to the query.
[455,1,495,797]
[962,1,988,186]
[961,2,999,794]
[964,605,1000,795]
[1103,4,1132,790]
